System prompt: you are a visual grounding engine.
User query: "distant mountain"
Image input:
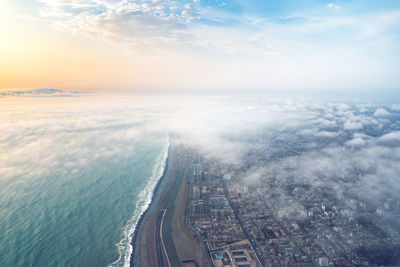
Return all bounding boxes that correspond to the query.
[0,88,82,97]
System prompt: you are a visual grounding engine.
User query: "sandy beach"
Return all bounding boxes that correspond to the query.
[171,166,206,266]
[132,140,206,267]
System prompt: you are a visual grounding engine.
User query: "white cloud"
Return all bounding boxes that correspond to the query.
[21,1,399,90]
[316,131,338,138]
[374,108,390,116]
[327,3,341,9]
[344,119,363,130]
[334,103,351,115]
[3,94,400,267]
[36,0,199,50]
[315,118,337,128]
[358,106,368,113]
[379,131,400,142]
[391,104,400,111]
[3,95,400,235]
[345,137,365,147]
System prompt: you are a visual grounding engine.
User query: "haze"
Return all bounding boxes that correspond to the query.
[1,0,400,93]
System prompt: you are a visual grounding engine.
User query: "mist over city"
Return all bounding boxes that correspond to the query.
[1,0,400,266]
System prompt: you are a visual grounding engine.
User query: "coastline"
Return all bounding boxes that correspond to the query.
[169,161,206,266]
[131,140,207,266]
[129,143,172,266]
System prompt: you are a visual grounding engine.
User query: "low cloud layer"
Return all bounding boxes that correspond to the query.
[1,94,400,265]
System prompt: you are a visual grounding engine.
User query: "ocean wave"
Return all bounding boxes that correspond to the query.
[109,135,169,267]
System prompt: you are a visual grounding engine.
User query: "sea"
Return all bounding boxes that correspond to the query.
[0,96,169,267]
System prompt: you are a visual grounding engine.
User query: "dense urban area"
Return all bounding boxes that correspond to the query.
[187,160,400,266]
[183,107,400,267]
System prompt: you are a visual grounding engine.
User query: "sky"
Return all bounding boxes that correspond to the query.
[1,0,400,93]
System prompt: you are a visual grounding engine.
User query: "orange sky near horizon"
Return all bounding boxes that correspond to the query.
[1,0,400,93]
[0,4,201,92]
[0,15,221,93]
[1,14,153,92]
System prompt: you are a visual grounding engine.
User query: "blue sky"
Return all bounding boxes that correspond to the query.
[1,0,400,92]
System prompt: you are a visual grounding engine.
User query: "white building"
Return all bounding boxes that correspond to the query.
[193,185,200,200]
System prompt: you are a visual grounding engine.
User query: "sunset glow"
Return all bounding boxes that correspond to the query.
[1,0,400,92]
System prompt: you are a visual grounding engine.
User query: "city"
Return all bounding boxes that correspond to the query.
[183,124,400,267]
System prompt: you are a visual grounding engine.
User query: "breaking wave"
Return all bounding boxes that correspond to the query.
[109,135,169,267]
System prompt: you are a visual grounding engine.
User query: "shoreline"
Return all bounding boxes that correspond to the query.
[129,144,171,267]
[131,141,207,267]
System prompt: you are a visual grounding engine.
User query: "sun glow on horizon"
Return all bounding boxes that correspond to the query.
[1,0,400,93]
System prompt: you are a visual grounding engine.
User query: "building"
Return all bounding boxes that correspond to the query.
[193,185,200,200]
[319,257,329,267]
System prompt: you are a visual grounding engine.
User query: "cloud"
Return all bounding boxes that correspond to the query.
[164,97,400,220]
[2,94,400,265]
[379,131,400,142]
[315,118,337,128]
[316,131,339,138]
[0,95,177,266]
[391,104,400,111]
[34,1,400,56]
[36,0,199,50]
[345,137,365,147]
[358,106,369,113]
[0,95,169,181]
[17,1,398,91]
[344,119,363,130]
[374,108,390,116]
[341,111,381,130]
[327,3,341,9]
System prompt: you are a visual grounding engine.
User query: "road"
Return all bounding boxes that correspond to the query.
[202,240,213,266]
[156,209,170,267]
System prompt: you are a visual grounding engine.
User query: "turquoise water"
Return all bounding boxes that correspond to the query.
[0,97,167,267]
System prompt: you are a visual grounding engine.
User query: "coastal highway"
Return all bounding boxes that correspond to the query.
[202,240,213,266]
[156,209,170,267]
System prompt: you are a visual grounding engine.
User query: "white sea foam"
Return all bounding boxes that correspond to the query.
[109,135,169,267]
